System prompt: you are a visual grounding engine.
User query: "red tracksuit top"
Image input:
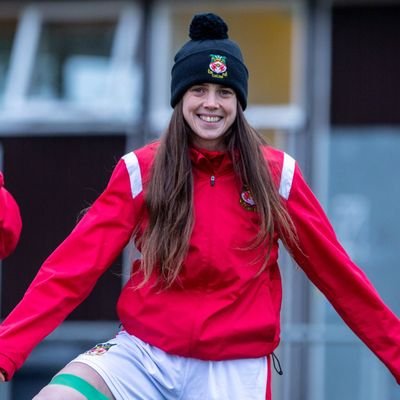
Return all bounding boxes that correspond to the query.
[0,142,399,387]
[0,172,22,260]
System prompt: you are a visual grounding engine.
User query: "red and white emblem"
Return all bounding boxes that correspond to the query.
[208,54,228,78]
[85,342,116,356]
[210,60,227,74]
[240,188,256,211]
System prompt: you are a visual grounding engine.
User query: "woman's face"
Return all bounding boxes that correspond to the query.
[182,83,237,151]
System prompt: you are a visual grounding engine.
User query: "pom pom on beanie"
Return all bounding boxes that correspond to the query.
[171,13,248,110]
[189,13,228,40]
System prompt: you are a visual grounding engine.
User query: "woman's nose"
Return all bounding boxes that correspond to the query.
[203,91,219,108]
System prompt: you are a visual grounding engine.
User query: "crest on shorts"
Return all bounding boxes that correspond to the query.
[208,54,228,78]
[240,187,256,211]
[85,342,116,356]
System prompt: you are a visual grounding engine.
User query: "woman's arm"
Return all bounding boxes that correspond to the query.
[283,156,400,384]
[0,155,143,380]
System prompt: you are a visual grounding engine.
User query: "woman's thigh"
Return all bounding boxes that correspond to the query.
[33,361,115,400]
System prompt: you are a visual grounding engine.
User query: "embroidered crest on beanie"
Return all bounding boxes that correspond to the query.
[170,13,249,109]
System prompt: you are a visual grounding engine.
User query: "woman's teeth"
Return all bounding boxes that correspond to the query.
[200,115,221,122]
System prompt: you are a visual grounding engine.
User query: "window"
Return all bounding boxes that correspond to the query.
[0,19,17,105]
[29,21,115,102]
[0,2,144,132]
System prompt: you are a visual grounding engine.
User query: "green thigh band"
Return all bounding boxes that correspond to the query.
[50,373,110,400]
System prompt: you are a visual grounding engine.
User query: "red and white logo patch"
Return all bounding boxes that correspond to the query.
[208,54,228,78]
[240,188,256,211]
[85,342,116,356]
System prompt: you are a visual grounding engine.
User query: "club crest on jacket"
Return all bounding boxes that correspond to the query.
[240,187,256,211]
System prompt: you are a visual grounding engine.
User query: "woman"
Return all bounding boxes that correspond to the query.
[0,12,399,400]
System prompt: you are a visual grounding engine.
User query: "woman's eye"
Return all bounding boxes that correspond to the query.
[219,89,234,96]
[191,87,205,94]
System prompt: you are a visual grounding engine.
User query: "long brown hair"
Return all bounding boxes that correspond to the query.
[139,101,297,287]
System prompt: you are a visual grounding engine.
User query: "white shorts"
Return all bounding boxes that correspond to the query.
[70,330,268,400]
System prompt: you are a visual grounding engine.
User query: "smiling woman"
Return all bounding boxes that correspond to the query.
[0,10,399,400]
[182,83,237,151]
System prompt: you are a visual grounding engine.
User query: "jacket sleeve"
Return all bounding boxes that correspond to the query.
[281,154,400,384]
[0,154,143,380]
[0,172,22,259]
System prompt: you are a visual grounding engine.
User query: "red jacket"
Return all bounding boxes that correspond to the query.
[0,172,22,259]
[0,142,399,387]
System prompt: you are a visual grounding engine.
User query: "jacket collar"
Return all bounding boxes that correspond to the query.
[189,146,235,174]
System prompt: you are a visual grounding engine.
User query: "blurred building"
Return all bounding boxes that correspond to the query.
[0,0,399,399]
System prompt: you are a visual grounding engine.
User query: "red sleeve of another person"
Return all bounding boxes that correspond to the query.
[0,172,22,259]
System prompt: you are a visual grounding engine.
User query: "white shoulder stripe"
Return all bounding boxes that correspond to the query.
[122,152,143,198]
[279,152,295,200]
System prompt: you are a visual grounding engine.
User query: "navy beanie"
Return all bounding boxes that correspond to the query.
[170,13,249,110]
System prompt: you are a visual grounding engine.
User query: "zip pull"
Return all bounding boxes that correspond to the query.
[210,175,216,186]
[271,352,283,375]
